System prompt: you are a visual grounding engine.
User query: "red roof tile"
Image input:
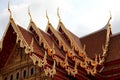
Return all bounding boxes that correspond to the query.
[18,25,33,45]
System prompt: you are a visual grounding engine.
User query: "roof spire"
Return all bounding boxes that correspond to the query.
[28,6,32,21]
[8,0,12,18]
[107,10,112,30]
[109,10,112,20]
[46,10,50,23]
[107,10,112,24]
[57,8,61,22]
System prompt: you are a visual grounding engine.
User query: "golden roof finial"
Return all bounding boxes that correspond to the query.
[28,6,32,21]
[57,8,61,22]
[109,10,112,20]
[8,0,12,18]
[46,10,50,23]
[107,10,112,25]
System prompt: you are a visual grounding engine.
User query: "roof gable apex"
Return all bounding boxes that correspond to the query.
[57,21,83,54]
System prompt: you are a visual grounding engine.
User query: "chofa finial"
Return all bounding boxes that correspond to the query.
[57,8,61,21]
[109,10,112,20]
[8,0,12,18]
[107,10,112,28]
[46,10,50,23]
[28,6,32,21]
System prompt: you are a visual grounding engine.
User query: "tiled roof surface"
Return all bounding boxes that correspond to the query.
[80,29,107,59]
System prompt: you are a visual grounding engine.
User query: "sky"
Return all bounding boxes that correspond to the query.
[0,0,120,39]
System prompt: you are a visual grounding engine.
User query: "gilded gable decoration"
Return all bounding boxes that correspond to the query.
[44,60,56,77]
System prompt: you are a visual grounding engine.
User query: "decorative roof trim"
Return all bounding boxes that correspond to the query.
[60,54,69,68]
[99,13,112,65]
[71,61,78,76]
[56,19,99,75]
[29,53,44,67]
[28,19,53,57]
[27,12,69,77]
[44,60,56,77]
[56,11,113,75]
[65,62,78,76]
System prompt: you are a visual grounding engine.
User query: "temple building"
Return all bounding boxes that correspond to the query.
[0,4,120,80]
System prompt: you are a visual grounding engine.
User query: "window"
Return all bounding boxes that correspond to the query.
[23,70,26,78]
[16,72,19,80]
[31,68,34,75]
[10,75,13,80]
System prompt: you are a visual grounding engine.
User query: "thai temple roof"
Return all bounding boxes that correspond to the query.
[0,4,120,80]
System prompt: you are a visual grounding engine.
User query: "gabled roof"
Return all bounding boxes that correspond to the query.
[0,15,42,68]
[46,22,86,77]
[28,20,65,60]
[46,20,103,76]
[0,7,120,79]
[27,16,74,77]
[57,21,83,49]
[29,21,70,70]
